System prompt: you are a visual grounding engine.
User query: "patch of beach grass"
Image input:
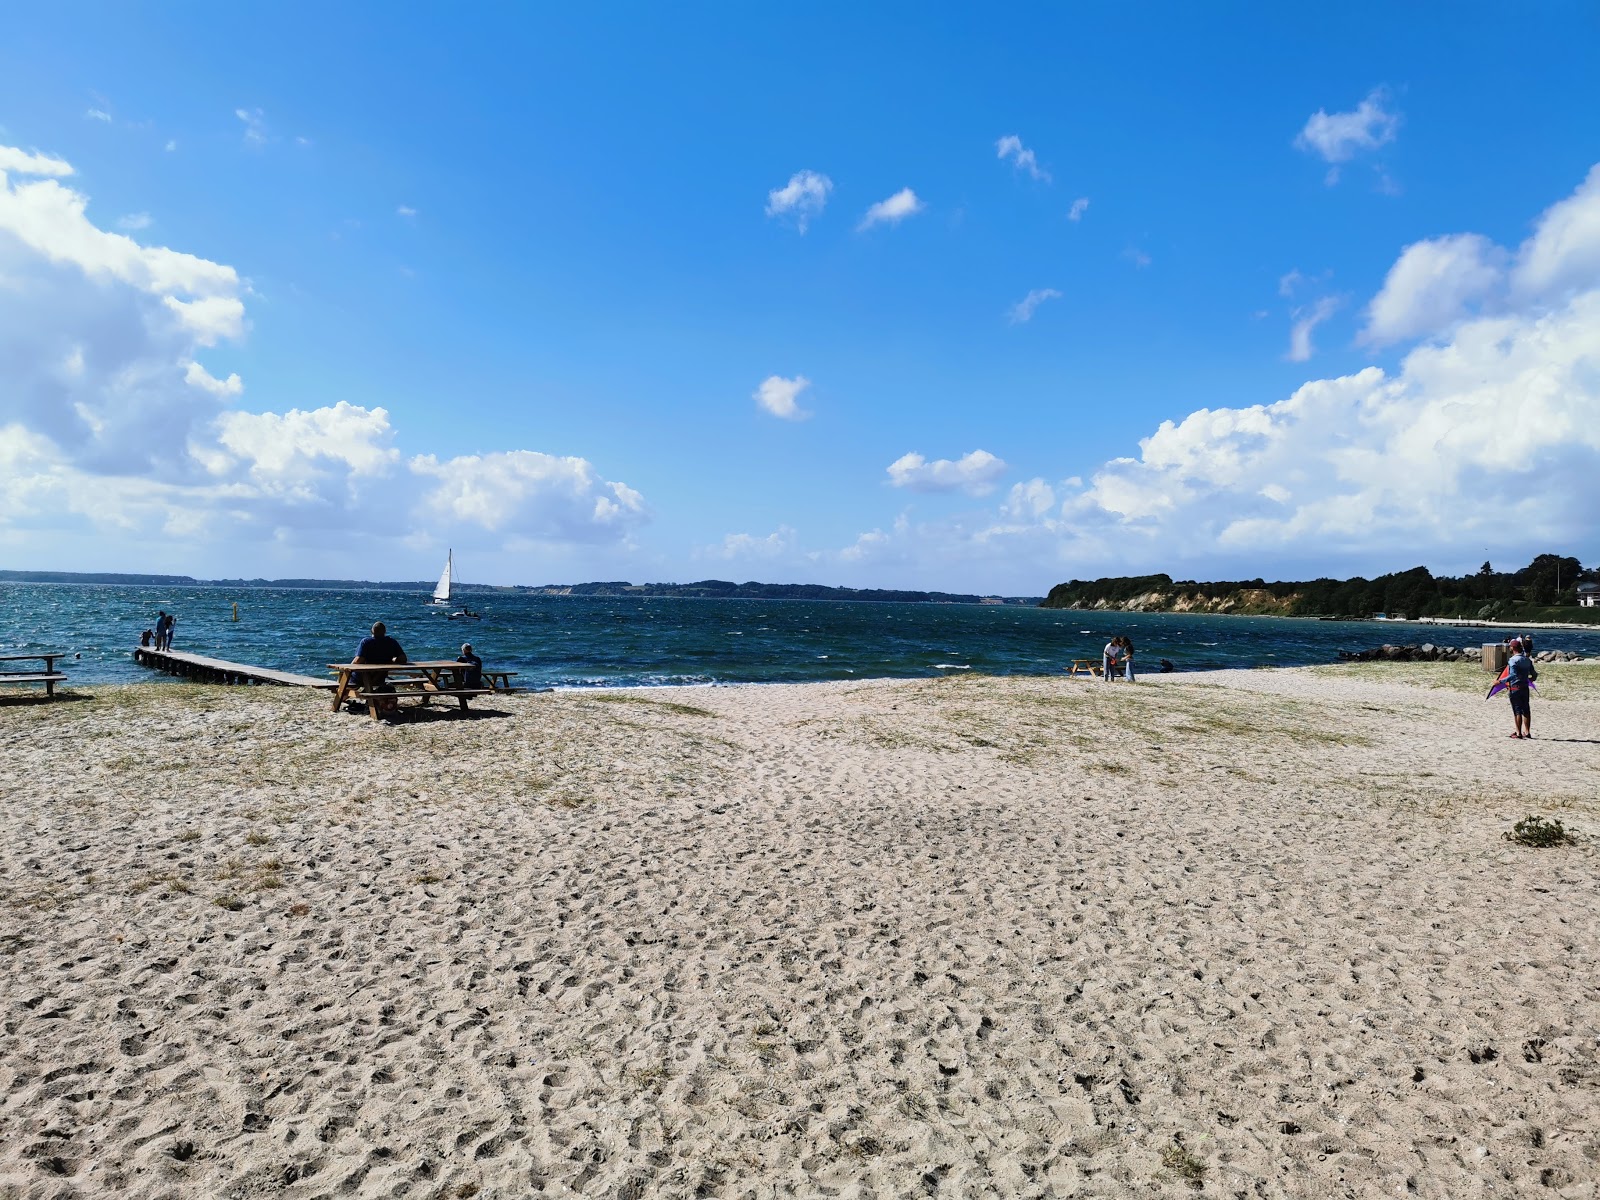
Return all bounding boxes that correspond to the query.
[1505,815,1575,848]
[1160,1140,1207,1187]
[580,693,717,718]
[1312,659,1600,701]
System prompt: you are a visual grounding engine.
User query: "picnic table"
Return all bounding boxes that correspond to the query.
[0,652,69,698]
[1067,658,1103,679]
[480,669,518,691]
[327,660,493,720]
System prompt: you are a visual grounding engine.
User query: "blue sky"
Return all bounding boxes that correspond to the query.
[2,4,1598,592]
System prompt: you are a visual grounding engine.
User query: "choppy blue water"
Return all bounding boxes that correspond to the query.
[5,583,1599,689]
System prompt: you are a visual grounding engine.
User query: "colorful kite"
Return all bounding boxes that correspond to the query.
[1485,663,1535,700]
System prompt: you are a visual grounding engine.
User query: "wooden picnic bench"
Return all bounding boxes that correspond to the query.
[0,652,70,698]
[328,661,494,721]
[1067,658,1103,679]
[480,669,518,691]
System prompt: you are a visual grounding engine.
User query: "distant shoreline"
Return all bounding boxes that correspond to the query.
[0,571,1041,606]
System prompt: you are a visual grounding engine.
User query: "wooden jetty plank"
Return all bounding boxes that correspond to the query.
[132,647,334,690]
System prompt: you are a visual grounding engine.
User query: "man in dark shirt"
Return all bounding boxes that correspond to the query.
[456,642,483,689]
[353,621,407,718]
[355,621,406,665]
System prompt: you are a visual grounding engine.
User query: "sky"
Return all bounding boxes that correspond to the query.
[2,3,1599,594]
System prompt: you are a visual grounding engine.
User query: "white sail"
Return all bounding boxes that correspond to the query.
[432,551,452,603]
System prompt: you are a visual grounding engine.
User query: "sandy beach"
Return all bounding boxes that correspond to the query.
[3,664,1598,1199]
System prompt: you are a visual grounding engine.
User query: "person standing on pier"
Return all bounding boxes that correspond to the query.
[153,610,172,651]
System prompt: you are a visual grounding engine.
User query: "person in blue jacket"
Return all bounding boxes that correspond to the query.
[1505,637,1536,739]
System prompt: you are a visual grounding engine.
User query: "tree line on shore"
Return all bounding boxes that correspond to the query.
[1042,555,1594,619]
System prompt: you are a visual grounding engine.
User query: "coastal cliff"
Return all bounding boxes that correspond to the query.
[1041,557,1593,621]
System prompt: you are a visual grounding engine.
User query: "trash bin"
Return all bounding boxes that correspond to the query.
[1483,642,1508,674]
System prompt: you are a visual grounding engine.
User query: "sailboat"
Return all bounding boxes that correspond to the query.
[425,550,481,620]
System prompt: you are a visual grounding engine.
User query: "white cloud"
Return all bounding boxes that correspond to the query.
[0,137,647,557]
[754,375,811,420]
[1278,268,1306,297]
[857,188,924,232]
[1124,247,1151,269]
[1295,88,1399,164]
[1511,162,1600,300]
[397,205,417,219]
[1067,197,1089,222]
[235,108,267,146]
[1008,287,1062,324]
[411,450,647,540]
[184,361,243,398]
[996,135,1050,183]
[765,170,832,233]
[164,140,177,153]
[887,449,1007,496]
[117,212,152,231]
[0,146,74,177]
[841,164,1600,584]
[85,108,112,123]
[1361,233,1504,346]
[701,525,798,561]
[1286,295,1340,362]
[840,528,892,563]
[163,294,247,344]
[1001,478,1058,520]
[215,402,399,498]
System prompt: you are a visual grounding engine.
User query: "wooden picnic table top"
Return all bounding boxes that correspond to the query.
[0,652,65,663]
[327,660,469,672]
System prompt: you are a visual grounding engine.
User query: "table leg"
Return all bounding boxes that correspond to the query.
[331,675,350,712]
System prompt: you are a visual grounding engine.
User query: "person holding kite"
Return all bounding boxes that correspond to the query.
[1487,637,1537,738]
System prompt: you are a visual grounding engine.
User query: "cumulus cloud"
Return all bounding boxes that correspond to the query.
[1295,88,1399,165]
[1512,162,1600,300]
[1286,295,1340,362]
[754,375,811,420]
[996,135,1050,183]
[0,146,74,177]
[1361,234,1505,346]
[1009,287,1062,324]
[838,164,1600,585]
[411,450,646,540]
[1360,167,1600,348]
[765,170,832,233]
[887,450,1007,496]
[1067,197,1089,222]
[700,525,798,561]
[857,188,924,231]
[0,138,647,559]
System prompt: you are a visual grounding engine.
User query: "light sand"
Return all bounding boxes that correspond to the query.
[3,664,1598,1199]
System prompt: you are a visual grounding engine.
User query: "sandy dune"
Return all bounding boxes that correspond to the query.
[3,664,1598,1198]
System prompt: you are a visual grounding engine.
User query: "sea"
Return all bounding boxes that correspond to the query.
[6,583,1600,690]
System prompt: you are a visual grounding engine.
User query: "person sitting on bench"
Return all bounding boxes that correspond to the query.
[353,621,408,718]
[456,643,483,689]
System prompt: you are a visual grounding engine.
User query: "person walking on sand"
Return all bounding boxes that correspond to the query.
[353,620,408,719]
[1505,636,1536,739]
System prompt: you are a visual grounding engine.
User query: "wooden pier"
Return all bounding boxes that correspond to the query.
[132,648,334,690]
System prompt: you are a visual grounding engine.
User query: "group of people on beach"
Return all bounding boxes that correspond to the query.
[1101,635,1136,682]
